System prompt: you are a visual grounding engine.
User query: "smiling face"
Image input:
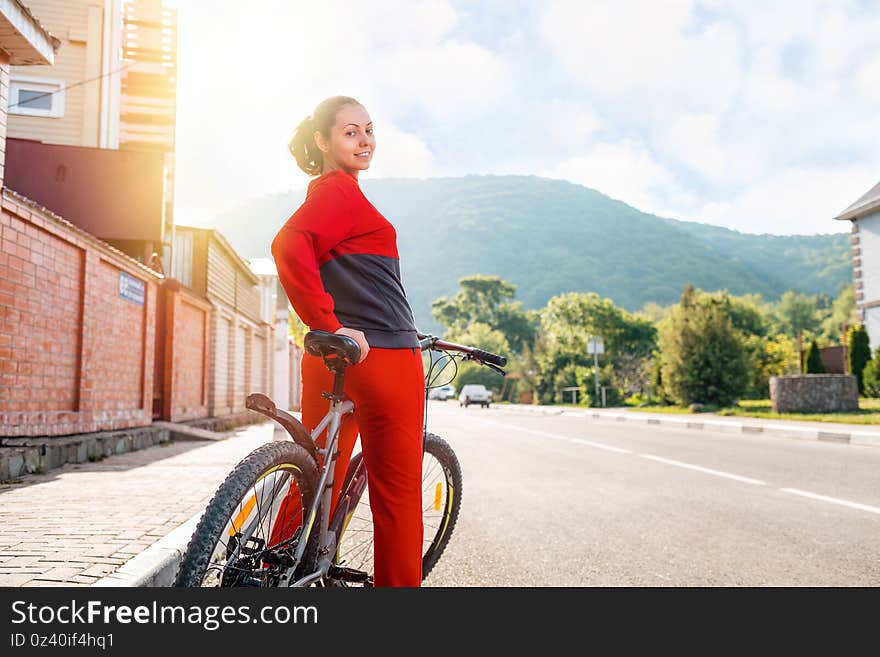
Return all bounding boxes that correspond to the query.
[314,103,375,178]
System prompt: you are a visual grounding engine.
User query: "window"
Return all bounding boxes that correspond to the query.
[9,76,65,117]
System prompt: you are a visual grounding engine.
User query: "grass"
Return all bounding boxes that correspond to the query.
[627,398,880,425]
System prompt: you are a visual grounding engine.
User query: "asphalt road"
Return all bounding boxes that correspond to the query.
[420,401,880,586]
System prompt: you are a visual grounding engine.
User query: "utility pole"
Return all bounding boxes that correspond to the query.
[797,330,804,374]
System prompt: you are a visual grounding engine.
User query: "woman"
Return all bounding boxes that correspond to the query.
[270,96,425,587]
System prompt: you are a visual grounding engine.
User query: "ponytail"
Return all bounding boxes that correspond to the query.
[288,95,362,176]
[289,115,322,176]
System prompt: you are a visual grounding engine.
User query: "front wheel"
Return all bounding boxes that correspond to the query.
[333,432,462,583]
[174,441,319,587]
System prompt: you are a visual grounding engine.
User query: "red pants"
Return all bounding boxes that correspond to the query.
[270,347,425,587]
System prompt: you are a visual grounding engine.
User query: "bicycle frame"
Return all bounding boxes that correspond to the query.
[283,394,355,587]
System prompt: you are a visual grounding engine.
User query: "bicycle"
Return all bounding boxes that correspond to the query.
[173,329,506,587]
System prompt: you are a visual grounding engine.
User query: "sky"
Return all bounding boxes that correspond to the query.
[170,0,880,236]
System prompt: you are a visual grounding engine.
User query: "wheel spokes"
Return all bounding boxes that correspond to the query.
[202,466,306,587]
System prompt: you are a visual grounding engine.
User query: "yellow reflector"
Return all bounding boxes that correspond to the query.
[434,483,443,511]
[229,495,257,536]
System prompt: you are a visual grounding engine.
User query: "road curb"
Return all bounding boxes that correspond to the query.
[484,403,880,447]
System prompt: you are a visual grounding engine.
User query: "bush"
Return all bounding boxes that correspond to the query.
[804,339,826,373]
[742,333,799,398]
[863,348,880,397]
[847,324,871,393]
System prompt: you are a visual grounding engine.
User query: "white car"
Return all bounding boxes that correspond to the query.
[459,384,491,408]
[428,384,456,401]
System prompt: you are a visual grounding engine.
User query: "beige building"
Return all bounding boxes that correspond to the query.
[5,0,177,268]
[0,0,59,188]
[6,0,175,151]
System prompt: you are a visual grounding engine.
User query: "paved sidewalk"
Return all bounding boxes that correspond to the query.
[0,421,278,587]
[487,403,880,447]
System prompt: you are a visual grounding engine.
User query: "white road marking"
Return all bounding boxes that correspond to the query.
[638,454,767,486]
[780,488,880,515]
[484,421,632,454]
[477,416,880,516]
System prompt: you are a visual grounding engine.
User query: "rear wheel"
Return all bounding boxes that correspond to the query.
[333,432,462,584]
[174,441,319,587]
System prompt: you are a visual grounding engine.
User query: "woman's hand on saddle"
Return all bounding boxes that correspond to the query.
[334,327,370,363]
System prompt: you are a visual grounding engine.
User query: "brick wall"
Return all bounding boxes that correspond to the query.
[0,189,160,436]
[157,280,210,422]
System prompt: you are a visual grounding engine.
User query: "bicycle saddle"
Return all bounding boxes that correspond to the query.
[304,330,361,364]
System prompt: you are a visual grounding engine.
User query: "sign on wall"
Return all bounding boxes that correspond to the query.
[119,271,145,306]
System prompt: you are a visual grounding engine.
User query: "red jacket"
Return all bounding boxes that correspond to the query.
[271,170,419,349]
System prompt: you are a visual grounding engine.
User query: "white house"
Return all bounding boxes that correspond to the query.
[835,180,880,347]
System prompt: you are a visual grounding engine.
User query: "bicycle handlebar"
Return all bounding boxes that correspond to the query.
[417,332,508,368]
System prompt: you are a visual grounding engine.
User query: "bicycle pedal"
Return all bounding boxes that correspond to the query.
[328,565,371,583]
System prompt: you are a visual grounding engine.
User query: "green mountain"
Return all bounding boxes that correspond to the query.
[209,175,851,333]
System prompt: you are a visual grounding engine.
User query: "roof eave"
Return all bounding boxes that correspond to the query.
[0,0,59,66]
[834,198,880,222]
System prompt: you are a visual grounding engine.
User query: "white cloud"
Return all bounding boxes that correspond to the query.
[374,40,513,122]
[698,166,879,235]
[538,0,743,118]
[360,125,435,179]
[361,0,459,47]
[532,0,880,233]
[652,113,725,182]
[855,54,880,101]
[540,139,701,218]
[542,99,603,145]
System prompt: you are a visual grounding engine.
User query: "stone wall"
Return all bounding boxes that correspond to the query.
[770,374,859,413]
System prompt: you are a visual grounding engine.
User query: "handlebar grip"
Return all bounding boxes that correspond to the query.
[471,348,507,367]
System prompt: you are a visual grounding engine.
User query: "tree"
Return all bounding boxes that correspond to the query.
[821,285,856,341]
[637,301,672,323]
[657,283,749,406]
[704,290,771,337]
[432,275,536,352]
[804,339,825,373]
[536,291,657,405]
[774,291,820,337]
[847,324,870,393]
